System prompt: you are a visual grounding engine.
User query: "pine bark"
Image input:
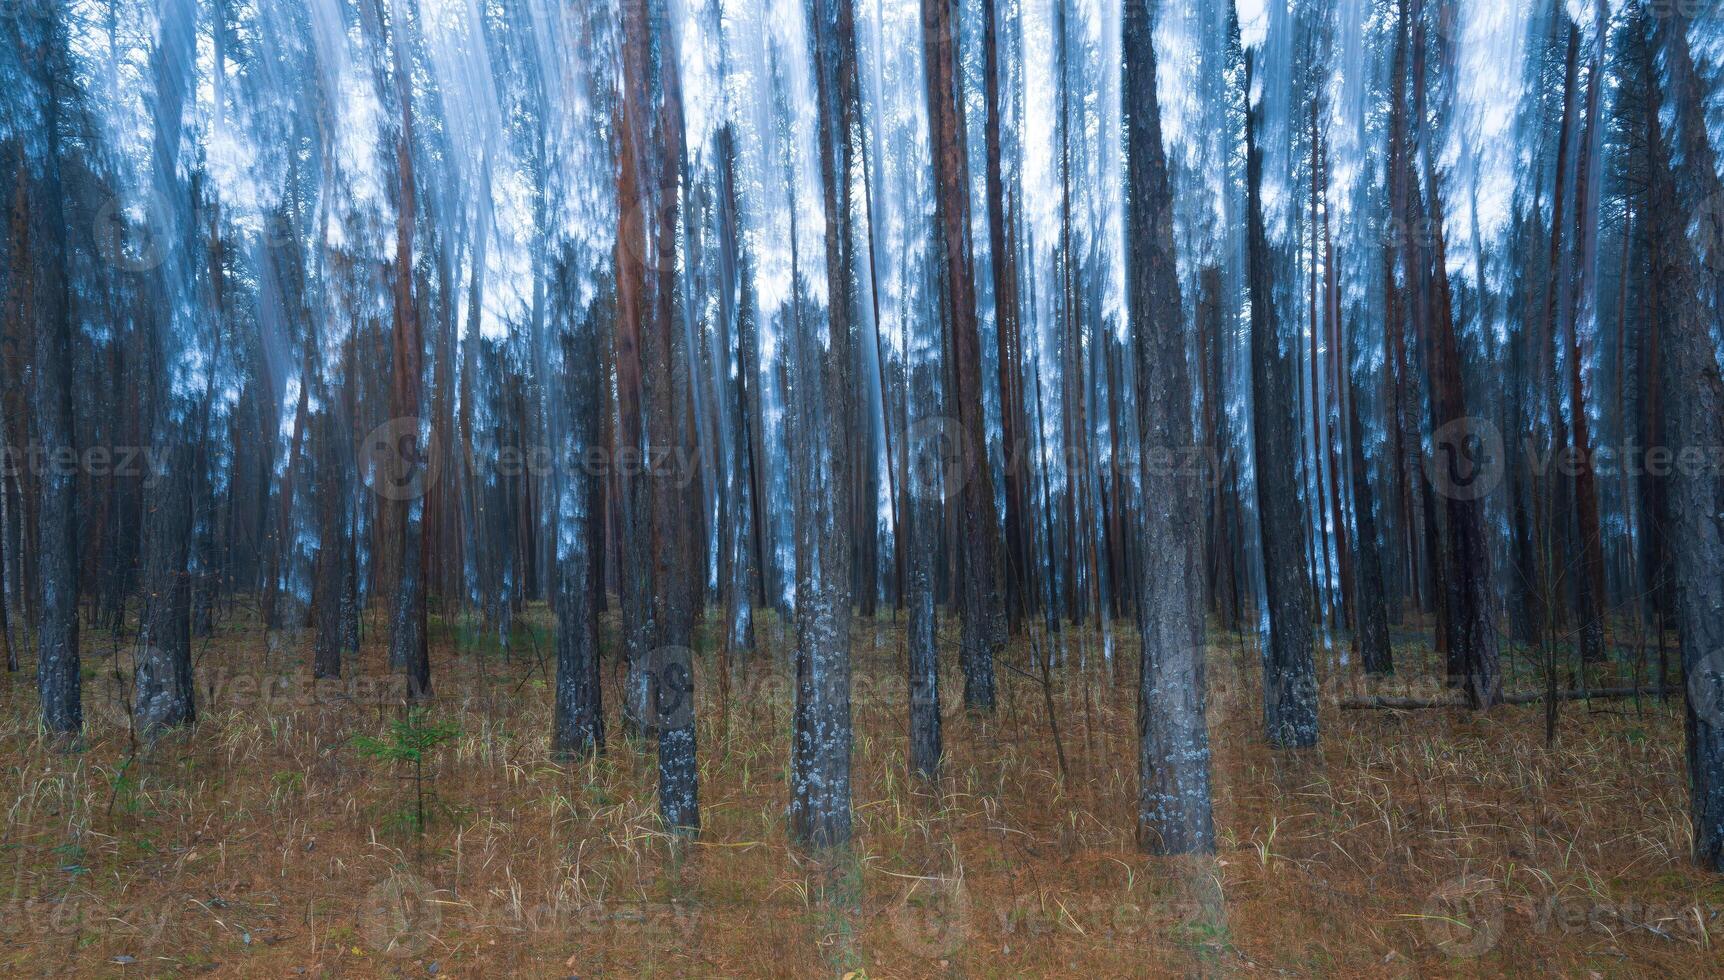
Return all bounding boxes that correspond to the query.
[134,0,201,735]
[385,5,430,700]
[923,0,1002,711]
[1244,54,1318,748]
[1126,0,1214,853]
[1647,8,1724,872]
[552,269,606,758]
[16,1,80,733]
[791,0,860,849]
[612,0,659,738]
[983,0,1028,633]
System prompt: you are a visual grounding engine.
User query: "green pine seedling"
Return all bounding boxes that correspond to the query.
[354,708,462,835]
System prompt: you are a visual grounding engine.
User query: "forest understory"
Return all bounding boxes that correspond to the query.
[0,607,1716,978]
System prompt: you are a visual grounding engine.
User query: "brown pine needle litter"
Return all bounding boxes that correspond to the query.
[0,606,1719,977]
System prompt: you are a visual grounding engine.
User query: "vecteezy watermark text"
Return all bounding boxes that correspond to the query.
[1427,416,1724,501]
[0,445,170,486]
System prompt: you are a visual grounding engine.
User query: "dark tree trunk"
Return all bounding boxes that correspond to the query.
[262,367,307,631]
[983,0,1028,634]
[906,354,941,779]
[715,124,757,660]
[134,0,201,735]
[1392,0,1498,706]
[614,0,697,832]
[612,0,656,739]
[16,1,79,733]
[1565,28,1607,665]
[1126,0,1214,854]
[1244,54,1318,749]
[1647,8,1724,873]
[552,272,606,758]
[1197,266,1236,628]
[1344,313,1393,676]
[923,0,1002,711]
[386,9,430,701]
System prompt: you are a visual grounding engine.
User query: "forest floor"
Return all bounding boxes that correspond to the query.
[0,606,1718,978]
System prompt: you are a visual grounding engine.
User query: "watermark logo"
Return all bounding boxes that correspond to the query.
[1696,188,1724,277]
[889,876,970,960]
[1687,648,1724,728]
[92,192,174,273]
[1420,874,1504,958]
[1426,416,1505,501]
[361,872,440,957]
[647,647,697,732]
[1378,213,1444,252]
[615,194,678,278]
[906,414,967,503]
[2,894,172,946]
[360,417,440,502]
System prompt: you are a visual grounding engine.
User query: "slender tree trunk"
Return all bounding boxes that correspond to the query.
[715,125,757,660]
[552,271,606,758]
[18,0,79,733]
[1393,0,1499,706]
[923,0,1002,711]
[612,0,657,738]
[983,0,1028,635]
[386,8,430,700]
[312,405,347,680]
[790,0,859,849]
[906,353,941,778]
[134,0,201,735]
[1127,0,1214,853]
[1344,311,1393,675]
[1565,28,1607,665]
[1244,53,1318,748]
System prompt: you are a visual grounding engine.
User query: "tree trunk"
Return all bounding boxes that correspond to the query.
[1647,7,1724,873]
[1565,26,1607,665]
[386,9,430,700]
[983,0,1028,634]
[1244,53,1318,749]
[17,1,79,733]
[1127,0,1214,853]
[923,0,1002,711]
[715,124,757,660]
[134,0,201,735]
[552,272,606,758]
[612,0,657,739]
[1344,312,1393,676]
[790,0,859,849]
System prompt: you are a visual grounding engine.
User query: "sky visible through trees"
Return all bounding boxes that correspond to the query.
[2,0,1724,969]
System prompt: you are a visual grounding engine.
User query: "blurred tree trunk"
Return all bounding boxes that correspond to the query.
[134,0,200,735]
[923,0,1001,711]
[983,0,1028,634]
[1344,308,1393,675]
[552,265,606,758]
[1647,6,1724,873]
[715,124,758,660]
[385,3,430,700]
[612,0,656,738]
[791,0,859,849]
[1244,52,1318,748]
[1126,0,1214,853]
[1565,26,1607,665]
[13,0,79,732]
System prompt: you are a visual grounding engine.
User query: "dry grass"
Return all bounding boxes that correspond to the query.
[0,606,1718,977]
